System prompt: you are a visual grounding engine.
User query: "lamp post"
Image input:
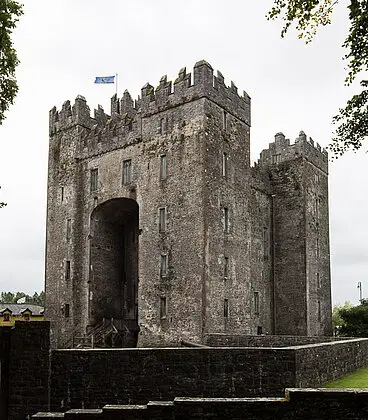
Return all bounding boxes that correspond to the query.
[357,282,363,302]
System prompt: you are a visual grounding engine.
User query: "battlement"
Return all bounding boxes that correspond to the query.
[49,60,251,140]
[257,131,328,174]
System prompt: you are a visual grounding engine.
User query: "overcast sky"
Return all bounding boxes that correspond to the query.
[0,0,366,305]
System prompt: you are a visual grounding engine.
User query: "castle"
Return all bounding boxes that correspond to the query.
[45,60,332,348]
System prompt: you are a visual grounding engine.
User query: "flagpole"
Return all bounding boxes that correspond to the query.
[116,73,118,96]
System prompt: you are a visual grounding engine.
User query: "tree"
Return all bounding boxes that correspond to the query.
[332,301,353,332]
[0,290,45,306]
[267,0,368,156]
[1,1,23,208]
[339,299,368,337]
[0,0,23,124]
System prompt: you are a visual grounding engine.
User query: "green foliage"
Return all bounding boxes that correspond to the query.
[0,290,45,306]
[339,299,368,337]
[267,1,368,156]
[0,0,23,125]
[332,301,353,330]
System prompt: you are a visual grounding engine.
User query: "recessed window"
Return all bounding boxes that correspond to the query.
[317,300,321,321]
[159,118,165,134]
[3,313,10,322]
[222,152,228,178]
[317,272,321,288]
[66,219,71,242]
[224,256,229,279]
[90,168,98,192]
[160,155,167,180]
[61,187,64,202]
[224,298,229,318]
[223,207,229,233]
[159,207,167,232]
[160,254,168,277]
[263,227,269,257]
[254,292,260,315]
[272,154,281,164]
[160,296,167,319]
[65,260,71,281]
[23,313,30,321]
[316,237,320,258]
[65,304,70,318]
[223,110,227,131]
[123,159,132,184]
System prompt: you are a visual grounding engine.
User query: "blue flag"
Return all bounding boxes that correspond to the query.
[95,76,115,84]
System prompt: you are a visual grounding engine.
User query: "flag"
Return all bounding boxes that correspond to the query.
[95,76,115,84]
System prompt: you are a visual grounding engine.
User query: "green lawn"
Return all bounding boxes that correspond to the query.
[325,368,368,388]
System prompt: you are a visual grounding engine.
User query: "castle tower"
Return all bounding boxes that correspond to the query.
[45,60,331,348]
[256,131,332,336]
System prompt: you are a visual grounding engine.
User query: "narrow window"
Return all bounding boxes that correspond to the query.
[224,299,229,318]
[123,159,132,184]
[316,237,320,258]
[224,256,229,279]
[223,110,227,131]
[128,120,133,131]
[317,301,321,321]
[224,207,229,233]
[160,254,168,277]
[317,272,321,288]
[23,313,30,321]
[263,227,269,257]
[90,168,98,192]
[61,187,64,202]
[160,296,167,319]
[254,292,260,315]
[222,152,228,178]
[3,313,10,322]
[159,207,167,232]
[160,155,167,180]
[65,260,71,281]
[257,326,263,335]
[65,304,70,318]
[160,118,165,134]
[66,219,71,242]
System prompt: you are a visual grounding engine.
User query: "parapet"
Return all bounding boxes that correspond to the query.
[49,60,251,141]
[257,131,328,174]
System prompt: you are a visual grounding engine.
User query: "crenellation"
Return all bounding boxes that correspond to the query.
[258,131,328,174]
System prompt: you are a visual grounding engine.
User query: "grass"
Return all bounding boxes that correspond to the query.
[325,368,368,388]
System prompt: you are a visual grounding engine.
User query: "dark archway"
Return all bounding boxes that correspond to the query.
[89,198,139,347]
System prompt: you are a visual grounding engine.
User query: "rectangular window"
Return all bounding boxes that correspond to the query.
[318,300,321,321]
[65,260,71,281]
[66,219,71,242]
[224,207,229,233]
[223,110,227,131]
[224,298,229,318]
[159,118,165,134]
[65,303,70,318]
[272,154,281,164]
[222,152,228,178]
[160,296,167,319]
[254,292,260,315]
[3,313,10,322]
[263,227,269,257]
[123,159,132,184]
[159,207,167,232]
[160,254,168,277]
[90,168,98,192]
[316,237,320,258]
[160,155,167,180]
[61,187,64,202]
[224,256,229,279]
[317,272,321,288]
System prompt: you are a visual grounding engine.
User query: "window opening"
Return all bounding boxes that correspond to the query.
[160,296,167,319]
[224,298,229,317]
[65,260,71,281]
[123,159,132,184]
[254,291,260,315]
[160,155,167,180]
[160,254,168,277]
[66,219,71,242]
[90,168,98,192]
[159,207,167,232]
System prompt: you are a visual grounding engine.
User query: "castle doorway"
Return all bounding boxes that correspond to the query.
[88,198,139,347]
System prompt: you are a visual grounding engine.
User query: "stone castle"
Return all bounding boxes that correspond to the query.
[45,60,332,348]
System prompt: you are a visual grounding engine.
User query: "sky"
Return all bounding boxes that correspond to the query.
[0,0,367,305]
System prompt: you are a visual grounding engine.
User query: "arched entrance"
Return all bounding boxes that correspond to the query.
[88,198,139,347]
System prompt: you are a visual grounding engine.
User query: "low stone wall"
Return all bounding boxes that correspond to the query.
[204,333,344,347]
[50,347,296,411]
[33,389,368,419]
[294,338,368,387]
